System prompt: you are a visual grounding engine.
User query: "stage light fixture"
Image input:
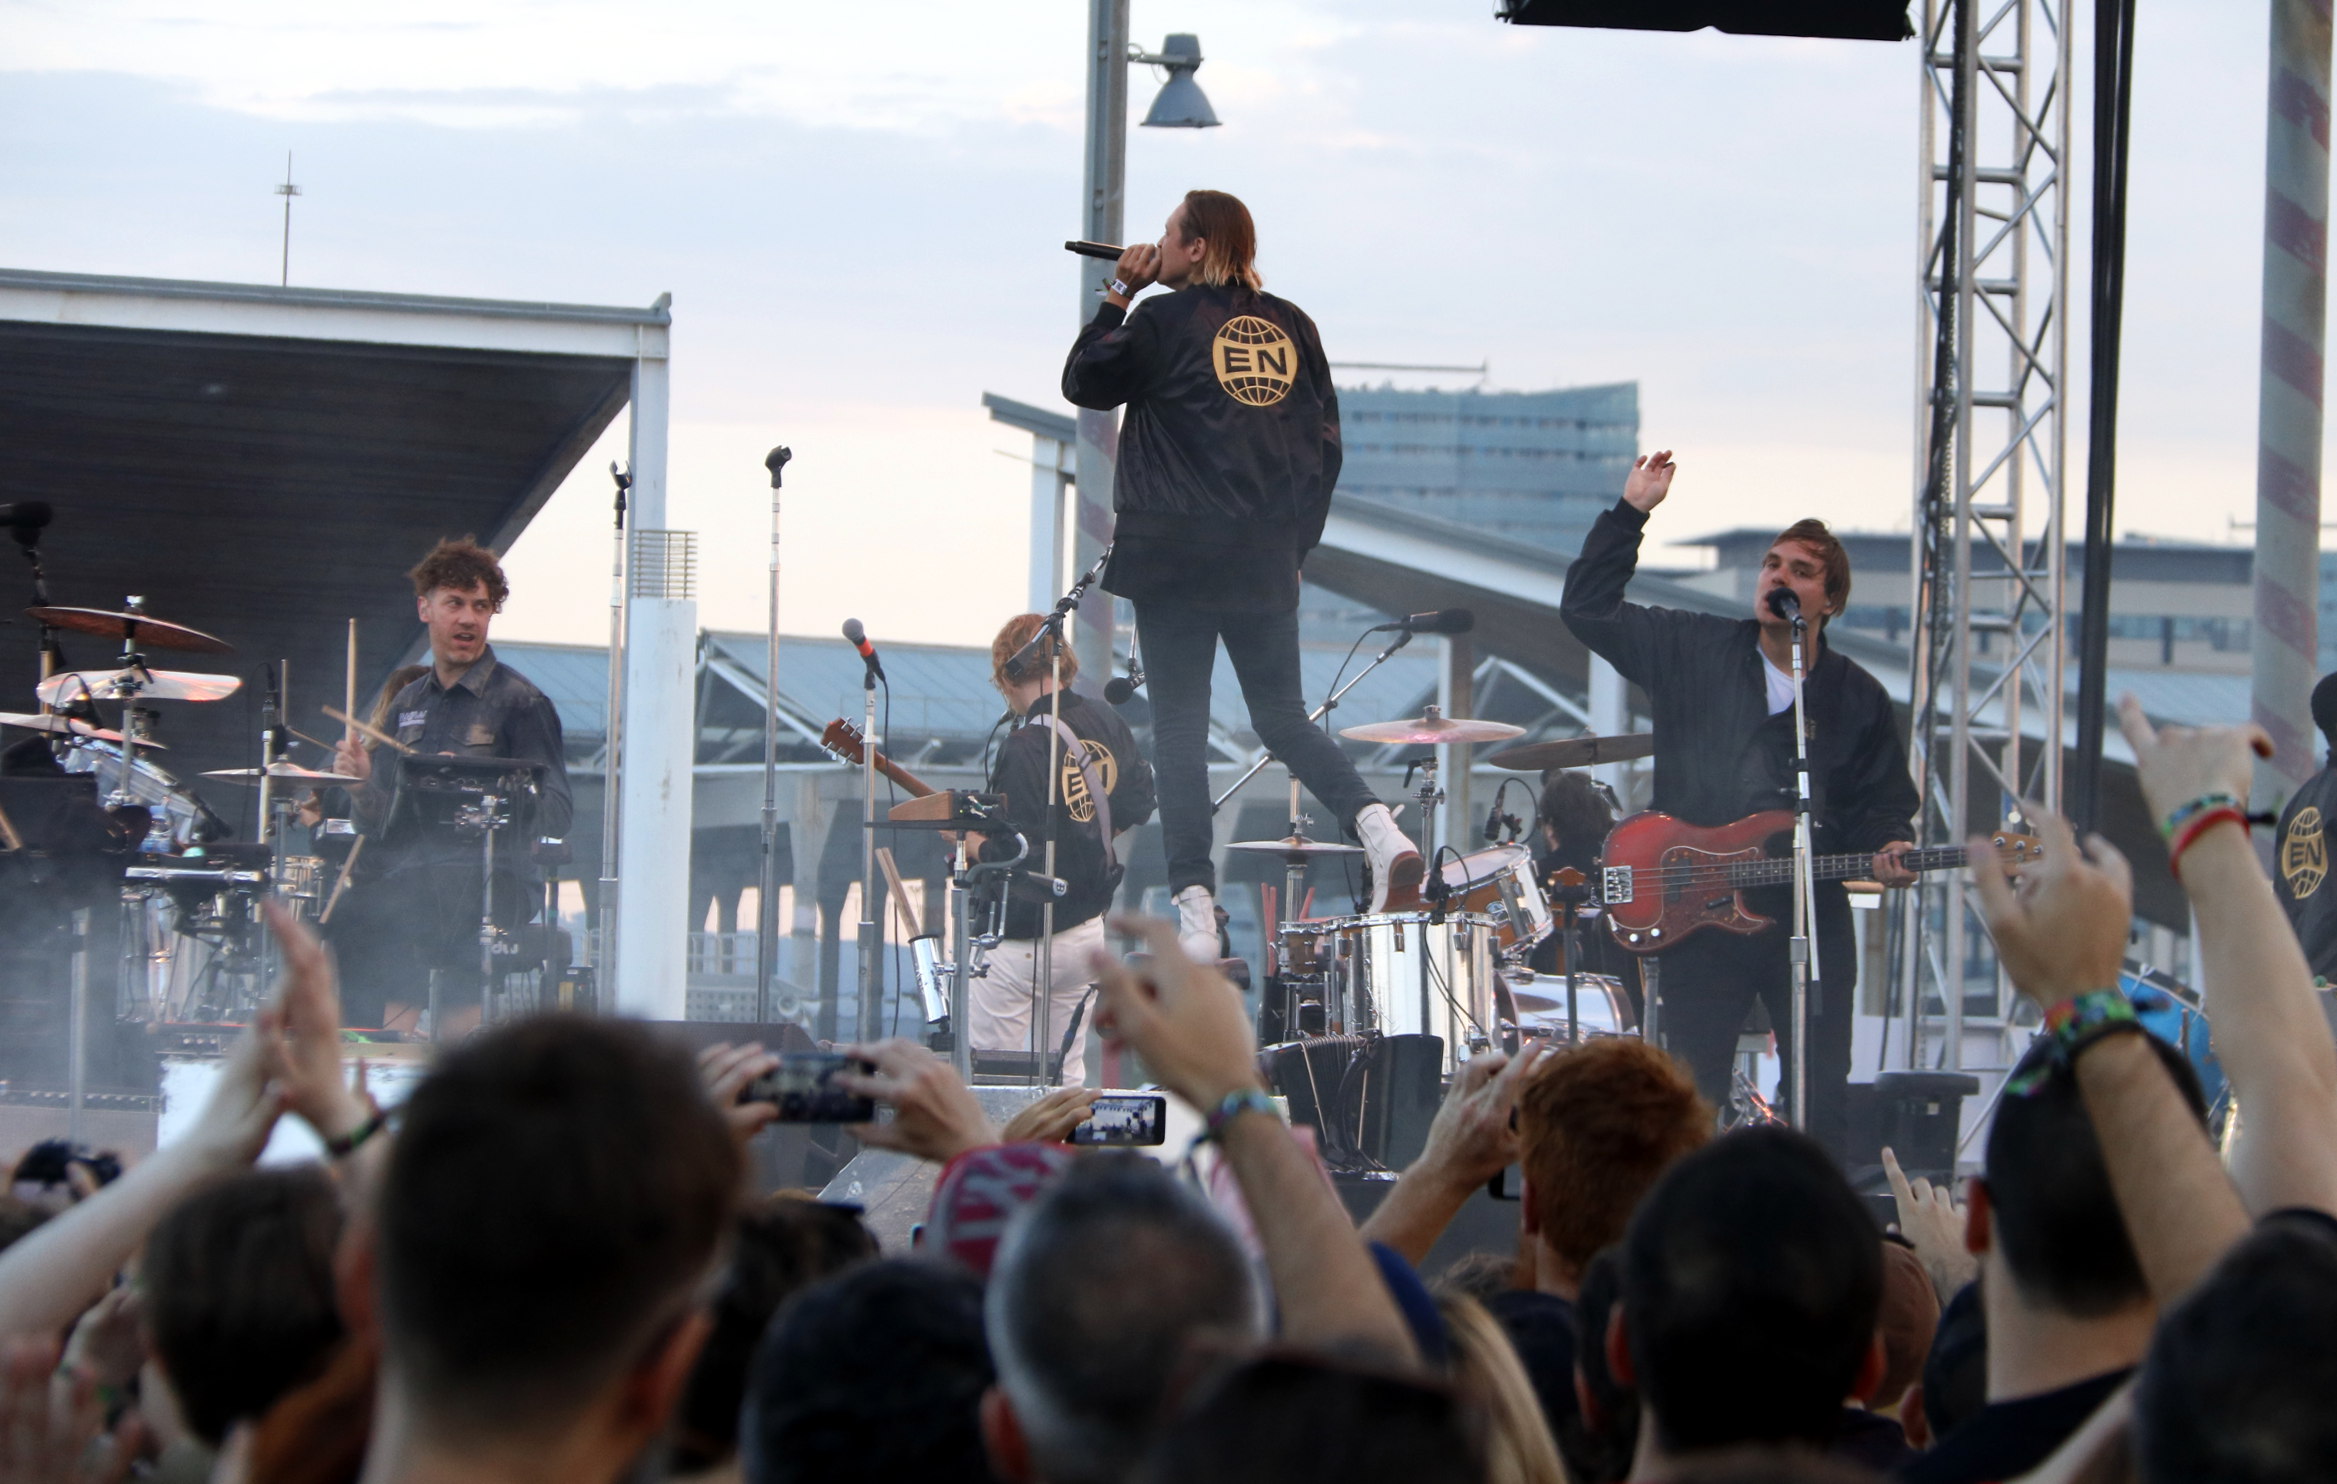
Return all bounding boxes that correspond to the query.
[1138,34,1220,129]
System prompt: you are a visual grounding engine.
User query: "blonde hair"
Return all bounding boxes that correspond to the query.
[1438,1293,1571,1484]
[990,614,1077,693]
[1179,189,1263,291]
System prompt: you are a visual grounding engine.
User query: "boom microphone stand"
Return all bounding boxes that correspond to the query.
[757,446,791,1022]
[1212,623,1426,814]
[1779,594,1822,1131]
[597,463,630,1004]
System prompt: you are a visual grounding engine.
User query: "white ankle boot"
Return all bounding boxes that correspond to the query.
[1355,803,1424,913]
[1173,884,1222,963]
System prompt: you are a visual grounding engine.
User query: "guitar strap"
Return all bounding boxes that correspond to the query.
[1034,714,1116,875]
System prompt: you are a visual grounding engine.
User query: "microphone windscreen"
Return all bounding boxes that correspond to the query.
[1765,589,1799,620]
[1103,676,1136,705]
[842,617,866,643]
[1427,609,1476,635]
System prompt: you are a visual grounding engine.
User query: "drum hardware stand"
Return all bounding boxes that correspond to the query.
[1782,605,1821,1132]
[938,831,1028,1080]
[1549,867,1592,1045]
[1212,622,1424,814]
[756,446,791,1024]
[455,790,516,1021]
[1402,752,1447,890]
[1006,544,1110,1086]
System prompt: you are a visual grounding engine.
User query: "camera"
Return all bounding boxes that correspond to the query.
[1069,1093,1167,1147]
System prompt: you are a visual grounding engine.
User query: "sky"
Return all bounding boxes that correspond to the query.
[0,0,2289,647]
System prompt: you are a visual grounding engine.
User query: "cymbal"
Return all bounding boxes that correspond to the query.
[1485,733,1656,771]
[0,711,137,746]
[25,607,231,654]
[1338,705,1524,747]
[1226,833,1365,857]
[201,763,362,788]
[37,668,243,705]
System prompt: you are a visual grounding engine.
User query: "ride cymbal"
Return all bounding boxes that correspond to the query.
[1484,733,1656,771]
[25,607,231,654]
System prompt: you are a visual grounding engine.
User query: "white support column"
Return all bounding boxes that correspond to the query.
[1588,653,1629,801]
[613,337,697,1019]
[1028,435,1073,616]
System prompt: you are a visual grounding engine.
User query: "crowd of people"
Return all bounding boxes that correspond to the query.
[0,692,2330,1484]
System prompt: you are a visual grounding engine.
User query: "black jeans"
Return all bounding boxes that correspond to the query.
[1136,600,1382,895]
[1652,886,1858,1163]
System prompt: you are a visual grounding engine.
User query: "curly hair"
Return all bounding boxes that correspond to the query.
[408,538,509,609]
[1519,1039,1712,1278]
[991,613,1078,693]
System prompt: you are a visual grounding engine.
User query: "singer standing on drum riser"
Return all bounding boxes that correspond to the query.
[1062,189,1421,962]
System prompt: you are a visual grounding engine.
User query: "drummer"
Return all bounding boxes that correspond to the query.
[331,540,571,1037]
[1528,770,1629,991]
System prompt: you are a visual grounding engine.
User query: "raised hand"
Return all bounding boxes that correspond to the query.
[1000,1086,1101,1145]
[1110,242,1161,301]
[696,1041,782,1150]
[1968,808,2131,1009]
[1882,1146,1976,1303]
[1415,1044,1550,1194]
[2116,693,2270,825]
[1089,915,1261,1111]
[837,1039,1000,1165]
[1622,450,1677,513]
[258,903,369,1147]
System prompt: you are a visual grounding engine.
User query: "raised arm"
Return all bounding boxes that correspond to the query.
[1970,810,2250,1301]
[1557,452,1680,687]
[1061,299,1161,412]
[1358,1045,1549,1266]
[2117,696,2337,1218]
[1091,917,1418,1366]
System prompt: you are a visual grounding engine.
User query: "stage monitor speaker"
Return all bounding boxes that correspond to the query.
[1356,1033,1443,1170]
[1871,1070,1981,1182]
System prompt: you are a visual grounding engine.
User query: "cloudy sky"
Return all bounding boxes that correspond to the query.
[0,1,2283,646]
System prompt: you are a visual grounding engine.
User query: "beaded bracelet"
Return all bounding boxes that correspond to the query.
[1202,1088,1277,1142]
[2007,989,2143,1096]
[2159,792,2244,842]
[325,1107,389,1160]
[2168,805,2249,883]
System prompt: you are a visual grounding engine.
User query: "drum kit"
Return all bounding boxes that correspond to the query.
[1231,703,1659,1078]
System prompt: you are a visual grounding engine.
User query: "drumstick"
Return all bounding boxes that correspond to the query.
[324,705,413,755]
[343,619,358,742]
[321,836,364,924]
[0,798,23,853]
[875,846,922,938]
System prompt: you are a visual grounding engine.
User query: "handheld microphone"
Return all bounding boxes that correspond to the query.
[1765,588,1804,626]
[1104,665,1146,706]
[1483,802,1505,844]
[1065,240,1125,261]
[1369,608,1476,636]
[841,618,885,681]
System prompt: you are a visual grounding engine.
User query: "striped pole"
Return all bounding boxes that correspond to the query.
[2253,0,2333,810]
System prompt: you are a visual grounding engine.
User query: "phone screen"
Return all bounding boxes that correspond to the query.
[744,1053,877,1124]
[1070,1093,1167,1146]
[1487,1162,1524,1201]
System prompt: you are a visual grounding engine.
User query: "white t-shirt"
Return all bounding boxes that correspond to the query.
[1761,652,1796,716]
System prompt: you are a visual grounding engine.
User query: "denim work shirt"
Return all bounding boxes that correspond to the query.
[354,646,573,874]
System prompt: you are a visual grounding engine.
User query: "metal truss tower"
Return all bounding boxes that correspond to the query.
[1896,0,2072,1071]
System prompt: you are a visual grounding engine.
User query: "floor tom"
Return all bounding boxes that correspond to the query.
[1308,911,1501,1072]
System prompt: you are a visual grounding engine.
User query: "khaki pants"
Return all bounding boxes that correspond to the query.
[970,915,1107,1087]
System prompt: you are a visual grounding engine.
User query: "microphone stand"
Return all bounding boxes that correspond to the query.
[757,447,791,1023]
[856,659,881,1044]
[598,463,630,1009]
[1783,608,1822,1132]
[1212,622,1424,814]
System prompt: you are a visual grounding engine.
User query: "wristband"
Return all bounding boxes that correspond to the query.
[2159,792,2244,842]
[1201,1088,1276,1142]
[2008,989,2141,1096]
[1110,278,1132,297]
[325,1108,388,1160]
[2167,805,2248,882]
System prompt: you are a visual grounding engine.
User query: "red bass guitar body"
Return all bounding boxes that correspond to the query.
[1598,809,1795,953]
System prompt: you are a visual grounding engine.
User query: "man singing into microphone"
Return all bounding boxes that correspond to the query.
[966,614,1155,1084]
[1560,453,1917,1158]
[1063,188,1420,963]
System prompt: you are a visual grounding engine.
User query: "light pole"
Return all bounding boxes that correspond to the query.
[1072,6,1219,690]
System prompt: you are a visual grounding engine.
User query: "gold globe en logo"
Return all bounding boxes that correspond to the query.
[1212,316,1296,407]
[2284,805,2327,899]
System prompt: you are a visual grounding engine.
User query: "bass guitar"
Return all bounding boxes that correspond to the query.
[1597,808,2041,954]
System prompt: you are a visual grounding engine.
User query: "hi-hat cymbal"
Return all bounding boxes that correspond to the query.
[1485,733,1656,771]
[37,668,243,705]
[0,711,139,746]
[201,763,362,788]
[25,607,231,654]
[1338,704,1524,747]
[1226,833,1365,857]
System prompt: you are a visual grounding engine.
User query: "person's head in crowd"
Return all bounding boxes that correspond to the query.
[1137,1352,1483,1484]
[362,1015,739,1484]
[1518,1037,1711,1298]
[1567,1248,1640,1484]
[1662,1448,1887,1484]
[141,1165,347,1448]
[1964,1037,2201,1407]
[673,1197,878,1477]
[1616,1127,1884,1469]
[1431,1250,1522,1306]
[2134,1215,2337,1484]
[926,1142,1076,1280]
[1871,1240,1937,1419]
[1536,771,1618,874]
[2313,670,2337,761]
[1436,1292,1565,1484]
[743,1258,998,1484]
[983,1152,1261,1484]
[11,1140,121,1214]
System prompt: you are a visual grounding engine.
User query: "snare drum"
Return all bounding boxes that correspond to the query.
[1316,911,1500,1071]
[1500,970,1638,1042]
[1435,844,1552,951]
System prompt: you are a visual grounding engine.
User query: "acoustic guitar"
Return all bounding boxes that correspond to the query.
[818,719,937,798]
